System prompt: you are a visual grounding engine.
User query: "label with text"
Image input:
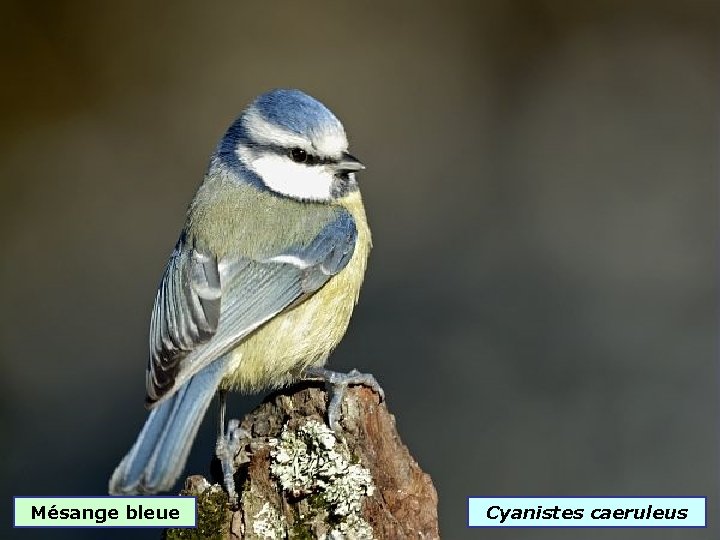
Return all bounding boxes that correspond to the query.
[468,497,706,528]
[14,497,197,528]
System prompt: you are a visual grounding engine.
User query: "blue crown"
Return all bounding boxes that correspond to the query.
[253,89,341,136]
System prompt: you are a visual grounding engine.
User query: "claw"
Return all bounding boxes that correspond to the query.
[304,367,384,431]
[215,419,249,506]
[215,391,249,506]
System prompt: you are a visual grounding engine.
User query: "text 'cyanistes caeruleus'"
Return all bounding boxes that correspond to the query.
[109,89,376,497]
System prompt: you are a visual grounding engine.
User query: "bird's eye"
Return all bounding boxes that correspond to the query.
[290,148,308,163]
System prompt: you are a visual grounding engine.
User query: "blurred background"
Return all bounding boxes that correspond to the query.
[1,1,717,538]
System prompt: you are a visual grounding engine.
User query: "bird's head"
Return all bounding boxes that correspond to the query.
[218,89,364,202]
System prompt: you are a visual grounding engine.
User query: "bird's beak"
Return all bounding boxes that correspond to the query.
[337,152,365,172]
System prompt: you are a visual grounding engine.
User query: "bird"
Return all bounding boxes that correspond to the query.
[108,89,379,498]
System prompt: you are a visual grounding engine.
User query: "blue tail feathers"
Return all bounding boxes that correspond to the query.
[108,356,230,495]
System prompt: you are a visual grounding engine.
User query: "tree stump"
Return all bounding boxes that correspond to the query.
[164,382,439,539]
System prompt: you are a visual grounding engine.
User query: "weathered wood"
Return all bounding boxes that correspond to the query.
[165,382,439,539]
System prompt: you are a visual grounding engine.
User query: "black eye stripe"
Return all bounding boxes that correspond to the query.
[287,147,334,166]
[261,144,334,166]
[290,147,307,163]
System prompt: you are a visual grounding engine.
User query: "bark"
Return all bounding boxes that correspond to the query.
[164,382,439,539]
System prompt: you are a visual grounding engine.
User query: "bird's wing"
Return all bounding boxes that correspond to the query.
[145,210,357,404]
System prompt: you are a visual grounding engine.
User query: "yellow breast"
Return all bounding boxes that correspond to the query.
[221,191,371,393]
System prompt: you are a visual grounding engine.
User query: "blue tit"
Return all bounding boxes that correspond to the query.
[109,89,374,496]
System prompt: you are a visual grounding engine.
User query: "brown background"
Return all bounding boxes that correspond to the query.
[1,1,717,538]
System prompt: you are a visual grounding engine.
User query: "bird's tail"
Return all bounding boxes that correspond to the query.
[108,356,230,495]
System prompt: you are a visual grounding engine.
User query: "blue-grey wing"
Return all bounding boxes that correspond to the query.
[265,209,357,292]
[145,210,357,404]
[147,234,221,401]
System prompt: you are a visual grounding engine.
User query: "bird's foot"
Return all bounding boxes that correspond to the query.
[215,419,249,506]
[304,367,384,432]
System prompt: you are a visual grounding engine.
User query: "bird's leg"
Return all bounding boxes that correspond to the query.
[304,367,384,432]
[217,389,227,440]
[215,390,248,506]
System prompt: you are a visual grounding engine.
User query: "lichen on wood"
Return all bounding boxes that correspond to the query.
[164,382,439,539]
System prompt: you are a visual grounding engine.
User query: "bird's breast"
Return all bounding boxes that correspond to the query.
[222,191,371,392]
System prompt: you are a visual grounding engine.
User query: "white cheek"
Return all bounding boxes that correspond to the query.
[250,154,334,201]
